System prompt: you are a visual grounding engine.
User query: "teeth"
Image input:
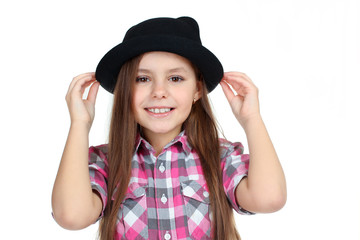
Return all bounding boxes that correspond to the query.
[148,108,171,113]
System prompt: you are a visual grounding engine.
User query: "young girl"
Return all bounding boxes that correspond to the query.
[52,17,286,240]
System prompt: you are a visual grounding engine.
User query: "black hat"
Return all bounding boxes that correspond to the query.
[95,17,223,93]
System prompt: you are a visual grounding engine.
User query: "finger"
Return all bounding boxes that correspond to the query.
[67,80,95,103]
[87,81,100,104]
[224,73,252,86]
[223,76,254,96]
[67,72,95,94]
[224,74,253,86]
[69,72,95,87]
[224,72,253,83]
[67,74,92,97]
[67,73,96,98]
[220,80,235,103]
[80,78,97,94]
[73,73,96,93]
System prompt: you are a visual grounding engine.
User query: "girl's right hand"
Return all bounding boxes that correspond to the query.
[65,72,100,130]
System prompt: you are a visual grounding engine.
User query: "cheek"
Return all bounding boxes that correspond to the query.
[177,93,195,112]
[131,90,143,118]
[132,87,144,106]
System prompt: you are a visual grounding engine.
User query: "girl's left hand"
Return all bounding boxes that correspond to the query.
[220,72,260,127]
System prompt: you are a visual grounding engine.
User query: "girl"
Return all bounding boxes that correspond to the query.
[52,17,286,240]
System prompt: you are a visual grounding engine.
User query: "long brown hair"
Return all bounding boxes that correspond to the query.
[99,54,240,240]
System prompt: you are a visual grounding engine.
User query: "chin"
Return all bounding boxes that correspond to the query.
[149,128,176,135]
[143,125,182,136]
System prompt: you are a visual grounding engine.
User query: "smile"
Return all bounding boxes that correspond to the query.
[146,108,173,113]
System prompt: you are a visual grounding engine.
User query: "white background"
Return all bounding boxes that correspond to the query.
[1,0,359,239]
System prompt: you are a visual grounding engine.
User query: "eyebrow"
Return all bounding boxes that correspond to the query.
[137,67,188,74]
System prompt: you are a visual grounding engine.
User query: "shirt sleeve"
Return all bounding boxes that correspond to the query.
[88,144,109,221]
[220,139,254,215]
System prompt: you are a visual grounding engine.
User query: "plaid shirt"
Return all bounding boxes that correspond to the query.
[89,131,252,240]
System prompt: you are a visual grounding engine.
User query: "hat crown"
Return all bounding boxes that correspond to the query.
[124,17,201,43]
[96,16,223,94]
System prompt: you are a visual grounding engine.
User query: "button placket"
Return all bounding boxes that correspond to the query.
[164,231,171,240]
[161,194,168,204]
[203,191,209,198]
[159,162,165,173]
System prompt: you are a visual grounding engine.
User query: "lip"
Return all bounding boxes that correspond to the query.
[145,106,175,118]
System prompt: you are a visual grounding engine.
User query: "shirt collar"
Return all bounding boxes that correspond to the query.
[135,130,192,156]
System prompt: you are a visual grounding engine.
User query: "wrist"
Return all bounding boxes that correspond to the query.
[70,120,92,133]
[239,113,263,131]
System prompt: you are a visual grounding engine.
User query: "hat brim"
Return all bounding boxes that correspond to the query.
[95,35,223,93]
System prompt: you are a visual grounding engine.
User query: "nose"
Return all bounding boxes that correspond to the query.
[151,80,168,99]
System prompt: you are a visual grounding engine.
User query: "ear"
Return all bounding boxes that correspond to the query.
[194,80,203,102]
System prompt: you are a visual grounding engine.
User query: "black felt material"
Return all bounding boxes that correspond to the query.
[95,17,223,94]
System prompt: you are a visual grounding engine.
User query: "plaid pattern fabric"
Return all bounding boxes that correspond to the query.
[89,131,253,240]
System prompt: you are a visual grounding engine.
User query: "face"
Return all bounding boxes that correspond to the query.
[132,51,202,142]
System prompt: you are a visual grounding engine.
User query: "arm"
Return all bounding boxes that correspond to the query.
[51,73,102,229]
[235,115,286,213]
[220,72,286,213]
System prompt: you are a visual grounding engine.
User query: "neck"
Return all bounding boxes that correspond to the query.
[142,127,182,156]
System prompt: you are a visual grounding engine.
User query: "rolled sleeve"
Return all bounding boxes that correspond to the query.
[220,139,254,215]
[88,144,109,221]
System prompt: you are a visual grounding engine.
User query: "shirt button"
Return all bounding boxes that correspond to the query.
[164,232,171,240]
[203,191,209,198]
[161,194,168,204]
[159,162,165,173]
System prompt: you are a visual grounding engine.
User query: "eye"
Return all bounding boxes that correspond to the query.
[169,76,184,82]
[136,76,150,83]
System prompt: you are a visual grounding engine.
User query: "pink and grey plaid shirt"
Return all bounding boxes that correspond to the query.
[89,131,253,240]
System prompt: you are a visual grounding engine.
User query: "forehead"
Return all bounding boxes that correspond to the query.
[139,51,194,72]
